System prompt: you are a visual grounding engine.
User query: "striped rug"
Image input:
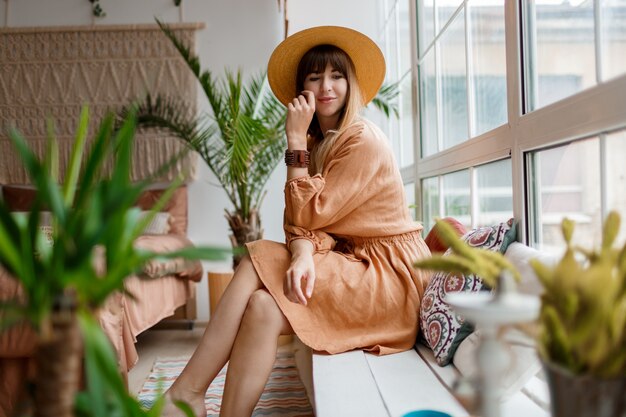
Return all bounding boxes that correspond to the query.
[137,350,314,416]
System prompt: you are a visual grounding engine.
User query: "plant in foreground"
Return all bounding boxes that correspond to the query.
[0,107,227,416]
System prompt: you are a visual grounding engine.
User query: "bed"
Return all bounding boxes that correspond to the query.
[0,184,202,415]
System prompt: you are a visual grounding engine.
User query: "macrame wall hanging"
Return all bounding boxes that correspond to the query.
[0,22,204,184]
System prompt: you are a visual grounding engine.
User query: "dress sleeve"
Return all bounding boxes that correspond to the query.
[283,123,387,243]
[283,222,337,253]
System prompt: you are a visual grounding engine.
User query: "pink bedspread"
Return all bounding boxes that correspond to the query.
[99,233,203,373]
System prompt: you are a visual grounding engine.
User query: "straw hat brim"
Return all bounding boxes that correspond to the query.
[267,26,386,106]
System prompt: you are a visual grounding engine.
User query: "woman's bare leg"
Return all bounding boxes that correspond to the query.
[162,255,264,417]
[219,289,293,417]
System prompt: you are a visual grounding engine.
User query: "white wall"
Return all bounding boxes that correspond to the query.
[287,0,380,40]
[1,0,379,321]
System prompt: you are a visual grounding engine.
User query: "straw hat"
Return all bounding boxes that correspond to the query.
[267,26,386,106]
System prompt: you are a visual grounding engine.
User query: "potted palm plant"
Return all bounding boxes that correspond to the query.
[414,215,626,417]
[130,19,286,270]
[0,107,226,417]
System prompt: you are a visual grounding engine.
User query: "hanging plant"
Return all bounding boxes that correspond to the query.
[88,0,106,18]
[174,0,182,6]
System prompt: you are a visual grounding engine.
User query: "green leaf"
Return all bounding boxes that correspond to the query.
[145,20,287,242]
[63,105,90,206]
[369,80,400,118]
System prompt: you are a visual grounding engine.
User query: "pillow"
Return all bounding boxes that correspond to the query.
[453,327,542,401]
[504,241,560,296]
[134,234,202,280]
[138,211,171,235]
[424,217,468,253]
[419,218,517,366]
[136,186,188,235]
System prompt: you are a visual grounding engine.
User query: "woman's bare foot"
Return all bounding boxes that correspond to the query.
[161,389,206,417]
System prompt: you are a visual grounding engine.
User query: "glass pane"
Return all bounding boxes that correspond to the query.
[605,130,626,246]
[600,0,626,81]
[417,0,436,56]
[476,159,513,227]
[419,49,438,157]
[440,9,469,149]
[469,1,507,135]
[443,169,471,228]
[524,1,596,111]
[387,12,400,80]
[399,0,413,73]
[400,74,414,167]
[421,176,440,233]
[437,0,463,33]
[405,182,417,220]
[388,111,402,163]
[529,138,601,254]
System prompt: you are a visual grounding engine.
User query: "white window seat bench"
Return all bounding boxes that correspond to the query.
[293,338,550,417]
[291,241,558,417]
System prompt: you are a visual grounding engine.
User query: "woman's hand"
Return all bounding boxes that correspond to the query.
[285,239,316,306]
[286,90,315,149]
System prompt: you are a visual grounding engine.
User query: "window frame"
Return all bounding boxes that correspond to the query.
[409,0,626,243]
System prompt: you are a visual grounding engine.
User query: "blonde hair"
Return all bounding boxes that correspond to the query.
[295,45,364,174]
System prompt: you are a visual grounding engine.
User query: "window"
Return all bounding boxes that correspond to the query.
[405,182,417,220]
[421,158,513,231]
[409,0,626,248]
[523,1,596,110]
[378,0,415,174]
[528,129,626,253]
[418,1,508,157]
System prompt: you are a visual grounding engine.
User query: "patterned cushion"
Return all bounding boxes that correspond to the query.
[419,218,517,366]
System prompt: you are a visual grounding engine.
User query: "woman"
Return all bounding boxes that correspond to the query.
[163,26,431,417]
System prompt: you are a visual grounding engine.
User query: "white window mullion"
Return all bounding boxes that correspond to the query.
[411,0,424,220]
[516,75,626,153]
[438,175,444,218]
[470,166,478,229]
[600,134,608,220]
[417,124,512,177]
[526,152,542,247]
[435,38,443,153]
[464,1,475,138]
[594,0,603,84]
[505,0,526,241]
[521,0,538,113]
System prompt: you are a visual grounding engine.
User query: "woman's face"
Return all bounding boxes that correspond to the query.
[303,63,348,122]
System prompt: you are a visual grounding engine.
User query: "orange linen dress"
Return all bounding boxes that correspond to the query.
[247,119,431,355]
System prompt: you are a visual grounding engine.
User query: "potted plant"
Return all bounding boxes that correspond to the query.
[529,213,626,417]
[0,107,226,417]
[414,215,626,417]
[127,19,286,270]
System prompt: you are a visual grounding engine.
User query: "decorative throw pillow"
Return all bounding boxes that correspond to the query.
[419,218,517,366]
[424,217,468,253]
[138,211,171,235]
